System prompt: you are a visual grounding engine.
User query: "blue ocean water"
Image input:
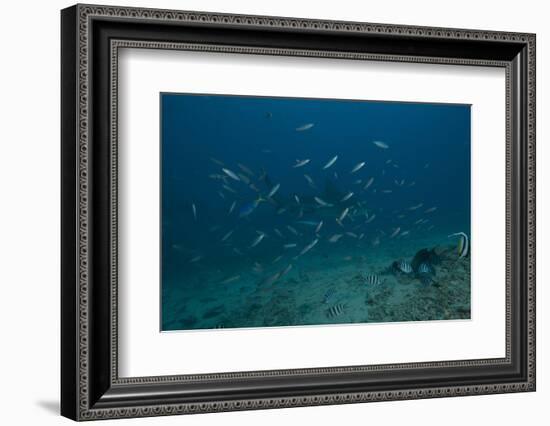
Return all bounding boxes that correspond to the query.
[161,93,471,331]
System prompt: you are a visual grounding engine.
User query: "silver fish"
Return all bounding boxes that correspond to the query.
[335,218,344,228]
[284,243,297,249]
[274,228,284,238]
[293,159,310,168]
[268,183,281,198]
[272,255,283,264]
[381,189,393,194]
[296,220,319,227]
[390,227,401,238]
[221,229,234,242]
[372,140,389,149]
[237,173,250,184]
[222,184,237,194]
[345,232,358,238]
[210,157,225,166]
[286,225,299,236]
[250,233,266,248]
[408,203,424,211]
[340,192,354,202]
[237,163,254,176]
[328,234,343,243]
[314,196,332,207]
[191,203,197,221]
[363,177,375,189]
[222,168,241,181]
[304,174,317,188]
[400,230,410,236]
[315,221,323,234]
[425,207,437,213]
[208,173,226,180]
[259,271,281,286]
[189,255,203,263]
[220,275,240,284]
[298,238,319,256]
[228,201,236,215]
[294,195,300,204]
[252,262,263,273]
[323,155,338,170]
[338,207,350,222]
[280,264,293,277]
[350,162,366,173]
[296,123,314,131]
[365,214,376,224]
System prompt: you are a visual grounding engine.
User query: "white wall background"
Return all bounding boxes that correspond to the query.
[0,0,546,424]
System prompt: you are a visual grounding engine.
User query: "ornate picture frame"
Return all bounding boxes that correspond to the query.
[61,4,535,421]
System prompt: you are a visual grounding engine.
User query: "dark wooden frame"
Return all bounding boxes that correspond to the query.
[61,3,536,421]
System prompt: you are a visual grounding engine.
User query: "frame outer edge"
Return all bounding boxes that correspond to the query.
[68,4,536,421]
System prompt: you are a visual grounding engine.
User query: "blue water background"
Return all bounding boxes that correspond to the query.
[160,93,471,330]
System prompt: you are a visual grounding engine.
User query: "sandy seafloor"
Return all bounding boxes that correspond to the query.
[161,230,471,331]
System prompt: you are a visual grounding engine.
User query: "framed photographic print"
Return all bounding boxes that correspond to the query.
[61,4,536,421]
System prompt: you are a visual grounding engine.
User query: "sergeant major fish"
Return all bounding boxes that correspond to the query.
[397,260,413,274]
[327,303,346,318]
[323,288,336,304]
[364,274,382,286]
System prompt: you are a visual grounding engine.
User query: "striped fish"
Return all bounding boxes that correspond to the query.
[364,274,382,286]
[449,232,470,258]
[397,260,413,274]
[327,303,346,318]
[417,262,434,286]
[418,263,432,274]
[323,288,336,304]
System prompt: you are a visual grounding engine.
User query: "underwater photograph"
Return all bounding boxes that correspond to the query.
[161,93,471,332]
